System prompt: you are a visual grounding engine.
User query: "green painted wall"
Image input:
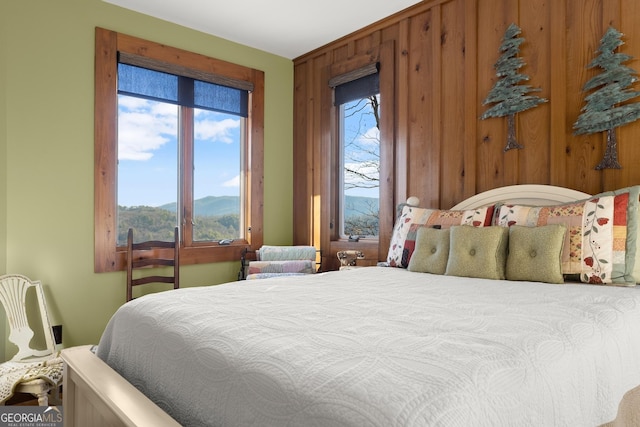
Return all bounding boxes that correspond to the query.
[0,1,7,359]
[1,0,293,350]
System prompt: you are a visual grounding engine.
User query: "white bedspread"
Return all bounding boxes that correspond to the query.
[97,268,640,426]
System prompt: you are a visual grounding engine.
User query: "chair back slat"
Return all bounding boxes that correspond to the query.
[126,227,180,302]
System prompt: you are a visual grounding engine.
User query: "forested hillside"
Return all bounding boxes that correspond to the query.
[118,195,378,244]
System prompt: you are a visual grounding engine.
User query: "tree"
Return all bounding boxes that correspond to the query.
[118,205,240,245]
[342,95,380,236]
[573,26,640,170]
[481,23,548,151]
[343,96,380,192]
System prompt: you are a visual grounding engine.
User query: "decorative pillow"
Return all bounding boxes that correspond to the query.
[387,206,436,267]
[495,186,639,286]
[495,202,584,275]
[604,187,640,284]
[445,225,509,280]
[506,225,566,284]
[407,227,450,274]
[387,205,494,268]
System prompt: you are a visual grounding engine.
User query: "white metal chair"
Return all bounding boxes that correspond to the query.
[0,274,62,406]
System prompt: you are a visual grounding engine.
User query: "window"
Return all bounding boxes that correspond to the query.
[323,42,395,262]
[116,61,248,245]
[95,28,264,272]
[335,72,380,237]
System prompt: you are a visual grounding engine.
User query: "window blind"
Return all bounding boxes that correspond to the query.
[117,57,249,117]
[330,63,380,106]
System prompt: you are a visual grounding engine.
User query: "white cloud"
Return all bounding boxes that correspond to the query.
[117,98,241,161]
[357,126,380,146]
[221,175,240,187]
[118,96,149,110]
[195,117,240,144]
[344,160,379,189]
[118,99,178,161]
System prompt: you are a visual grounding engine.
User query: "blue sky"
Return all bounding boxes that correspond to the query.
[117,94,379,208]
[342,97,380,198]
[117,95,241,207]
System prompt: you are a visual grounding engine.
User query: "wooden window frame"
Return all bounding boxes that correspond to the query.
[94,27,264,273]
[323,41,395,263]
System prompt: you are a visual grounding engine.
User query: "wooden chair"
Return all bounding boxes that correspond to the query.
[0,274,62,406]
[126,227,180,302]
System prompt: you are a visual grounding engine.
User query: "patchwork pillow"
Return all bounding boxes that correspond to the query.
[407,227,450,274]
[495,186,639,285]
[387,206,436,267]
[605,187,640,283]
[387,205,494,268]
[445,225,509,280]
[506,225,566,284]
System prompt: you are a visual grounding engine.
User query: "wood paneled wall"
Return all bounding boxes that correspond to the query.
[293,0,640,267]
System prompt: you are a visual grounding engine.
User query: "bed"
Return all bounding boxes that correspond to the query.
[62,185,640,427]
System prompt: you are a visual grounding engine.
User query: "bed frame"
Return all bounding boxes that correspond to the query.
[451,184,590,209]
[62,346,180,426]
[62,184,638,427]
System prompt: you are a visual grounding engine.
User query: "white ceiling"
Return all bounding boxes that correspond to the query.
[103,0,422,59]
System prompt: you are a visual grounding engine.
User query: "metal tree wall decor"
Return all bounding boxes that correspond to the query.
[481,23,548,151]
[573,26,640,170]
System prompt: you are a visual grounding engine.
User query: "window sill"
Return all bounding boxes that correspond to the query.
[101,243,252,273]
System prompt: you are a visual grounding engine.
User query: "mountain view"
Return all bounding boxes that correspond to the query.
[118,195,379,244]
[159,195,240,216]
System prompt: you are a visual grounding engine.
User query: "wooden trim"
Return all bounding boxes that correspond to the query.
[312,56,326,251]
[292,61,313,246]
[394,18,410,208]
[377,40,396,261]
[328,62,378,88]
[115,31,254,83]
[247,68,265,249]
[180,108,194,246]
[320,61,333,260]
[94,28,118,273]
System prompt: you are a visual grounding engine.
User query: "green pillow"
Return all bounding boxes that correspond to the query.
[408,227,450,274]
[445,225,508,280]
[506,224,566,284]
